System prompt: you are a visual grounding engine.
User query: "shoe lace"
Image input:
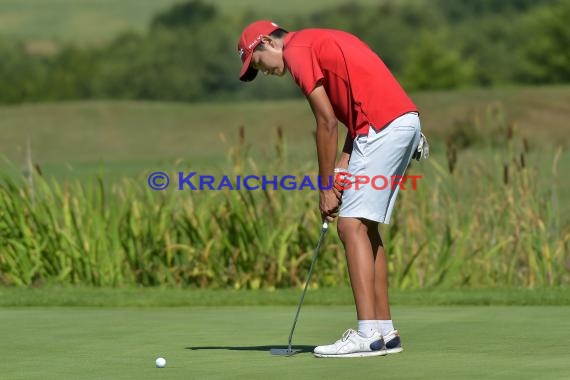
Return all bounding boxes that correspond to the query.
[341,329,357,342]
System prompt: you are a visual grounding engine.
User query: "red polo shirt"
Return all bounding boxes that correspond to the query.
[283,29,418,139]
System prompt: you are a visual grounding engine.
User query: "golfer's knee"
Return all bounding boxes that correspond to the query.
[337,217,366,243]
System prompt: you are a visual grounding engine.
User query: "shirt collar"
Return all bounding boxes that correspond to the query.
[282,31,295,49]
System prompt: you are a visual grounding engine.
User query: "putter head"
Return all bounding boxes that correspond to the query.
[270,348,301,357]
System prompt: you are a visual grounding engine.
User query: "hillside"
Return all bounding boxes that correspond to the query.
[0,0,382,42]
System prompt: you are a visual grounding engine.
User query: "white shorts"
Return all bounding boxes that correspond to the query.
[338,112,421,224]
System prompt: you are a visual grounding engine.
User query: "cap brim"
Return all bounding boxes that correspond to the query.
[239,53,258,82]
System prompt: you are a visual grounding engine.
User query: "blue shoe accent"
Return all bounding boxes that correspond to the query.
[369,338,385,351]
[385,336,400,349]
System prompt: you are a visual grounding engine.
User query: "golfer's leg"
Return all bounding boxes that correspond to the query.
[369,227,391,320]
[337,217,375,320]
[370,227,403,353]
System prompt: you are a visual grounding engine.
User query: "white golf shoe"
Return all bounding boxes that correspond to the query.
[313,329,387,358]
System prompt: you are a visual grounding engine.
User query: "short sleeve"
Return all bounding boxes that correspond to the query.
[284,46,324,97]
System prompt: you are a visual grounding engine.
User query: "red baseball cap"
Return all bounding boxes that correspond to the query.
[237,20,281,82]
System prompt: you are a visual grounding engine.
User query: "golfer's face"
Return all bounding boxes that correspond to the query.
[251,43,286,77]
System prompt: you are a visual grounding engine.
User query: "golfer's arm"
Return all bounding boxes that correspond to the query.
[308,85,338,188]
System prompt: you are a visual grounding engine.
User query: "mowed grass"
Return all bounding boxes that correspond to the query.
[0,0,385,42]
[3,287,570,307]
[1,291,569,380]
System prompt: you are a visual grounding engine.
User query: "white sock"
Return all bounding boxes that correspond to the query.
[357,320,378,338]
[378,320,395,336]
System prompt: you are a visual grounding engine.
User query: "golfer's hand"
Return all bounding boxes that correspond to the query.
[320,189,341,222]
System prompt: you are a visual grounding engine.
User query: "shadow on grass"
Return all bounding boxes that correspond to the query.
[185,345,315,354]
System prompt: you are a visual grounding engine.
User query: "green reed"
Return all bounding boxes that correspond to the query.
[1,117,568,288]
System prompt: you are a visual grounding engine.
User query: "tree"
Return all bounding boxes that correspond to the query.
[518,0,570,83]
[151,0,218,30]
[401,30,475,90]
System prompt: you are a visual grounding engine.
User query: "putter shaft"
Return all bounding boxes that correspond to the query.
[286,221,329,351]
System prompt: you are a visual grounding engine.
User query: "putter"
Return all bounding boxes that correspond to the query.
[271,221,329,356]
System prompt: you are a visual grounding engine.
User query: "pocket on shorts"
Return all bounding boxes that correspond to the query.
[353,133,368,156]
[392,124,418,132]
[392,123,420,146]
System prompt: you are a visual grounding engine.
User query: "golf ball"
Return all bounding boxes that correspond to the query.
[155,357,166,368]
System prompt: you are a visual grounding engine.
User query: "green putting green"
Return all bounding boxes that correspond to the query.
[1,304,569,379]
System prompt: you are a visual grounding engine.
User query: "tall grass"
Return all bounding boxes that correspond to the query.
[1,112,568,288]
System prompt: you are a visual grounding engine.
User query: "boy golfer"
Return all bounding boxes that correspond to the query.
[237,20,426,357]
